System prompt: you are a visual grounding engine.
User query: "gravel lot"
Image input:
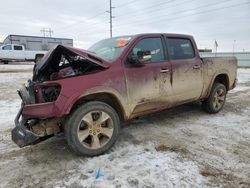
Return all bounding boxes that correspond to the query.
[0,64,249,188]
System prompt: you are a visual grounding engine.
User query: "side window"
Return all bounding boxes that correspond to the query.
[131,37,165,63]
[168,38,195,60]
[2,45,12,50]
[13,45,23,50]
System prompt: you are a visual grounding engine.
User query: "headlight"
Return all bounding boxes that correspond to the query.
[34,83,61,103]
[41,85,61,102]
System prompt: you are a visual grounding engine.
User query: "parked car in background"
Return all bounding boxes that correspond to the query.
[0,44,46,64]
[12,33,237,156]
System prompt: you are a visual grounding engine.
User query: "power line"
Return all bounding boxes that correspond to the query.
[56,0,143,36]
[58,0,178,35]
[114,1,250,30]
[56,11,107,32]
[53,0,249,44]
[113,0,195,25]
[115,0,177,18]
[56,17,109,36]
[114,0,233,28]
[56,0,115,37]
[56,0,180,37]
[71,0,248,38]
[115,0,138,8]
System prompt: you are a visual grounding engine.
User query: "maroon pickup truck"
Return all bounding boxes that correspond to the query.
[12,33,237,156]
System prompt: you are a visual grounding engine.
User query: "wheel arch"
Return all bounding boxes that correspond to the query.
[213,73,229,90]
[68,91,128,122]
[205,73,229,99]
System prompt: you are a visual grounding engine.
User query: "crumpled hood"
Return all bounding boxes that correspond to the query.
[33,45,110,81]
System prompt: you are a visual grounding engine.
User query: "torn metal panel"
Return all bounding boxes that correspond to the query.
[33,45,109,81]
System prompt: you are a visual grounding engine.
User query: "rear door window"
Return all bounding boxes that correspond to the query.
[167,38,195,60]
[13,45,23,50]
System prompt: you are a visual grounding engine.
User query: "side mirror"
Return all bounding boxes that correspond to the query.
[127,55,142,66]
[137,51,152,63]
[127,51,151,66]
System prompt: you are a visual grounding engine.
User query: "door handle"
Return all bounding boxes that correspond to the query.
[193,65,201,69]
[160,69,170,73]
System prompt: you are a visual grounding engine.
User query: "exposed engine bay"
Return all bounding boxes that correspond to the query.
[18,45,107,105]
[33,45,106,82]
[39,55,104,81]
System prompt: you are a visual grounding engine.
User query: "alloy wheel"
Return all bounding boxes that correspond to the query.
[213,88,225,111]
[77,111,114,150]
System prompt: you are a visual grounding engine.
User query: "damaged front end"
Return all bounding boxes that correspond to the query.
[12,82,63,147]
[12,45,109,147]
[12,104,62,147]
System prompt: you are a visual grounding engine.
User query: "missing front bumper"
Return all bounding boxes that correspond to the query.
[12,104,60,148]
[11,104,40,148]
[11,104,40,147]
[11,125,40,148]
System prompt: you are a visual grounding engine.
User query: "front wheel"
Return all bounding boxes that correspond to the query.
[65,101,120,156]
[202,83,227,113]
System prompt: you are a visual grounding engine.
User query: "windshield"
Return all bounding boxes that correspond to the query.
[88,36,133,61]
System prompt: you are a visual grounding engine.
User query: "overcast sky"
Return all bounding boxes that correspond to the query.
[0,0,249,52]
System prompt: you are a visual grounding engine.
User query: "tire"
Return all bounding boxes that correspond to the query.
[3,61,8,64]
[202,83,227,113]
[65,101,120,156]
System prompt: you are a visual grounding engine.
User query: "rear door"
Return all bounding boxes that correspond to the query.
[166,37,203,103]
[124,36,172,116]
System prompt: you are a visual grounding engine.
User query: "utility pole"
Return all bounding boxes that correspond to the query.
[40,28,53,37]
[48,28,53,37]
[107,0,115,38]
[41,28,46,37]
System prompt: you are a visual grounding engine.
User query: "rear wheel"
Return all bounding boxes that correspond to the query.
[202,83,227,113]
[65,101,120,156]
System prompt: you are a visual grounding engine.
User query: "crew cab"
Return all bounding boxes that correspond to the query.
[0,44,46,64]
[12,33,237,156]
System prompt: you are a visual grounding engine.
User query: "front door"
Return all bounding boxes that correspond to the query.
[124,36,172,117]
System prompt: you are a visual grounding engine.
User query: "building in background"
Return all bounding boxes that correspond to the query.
[3,34,73,51]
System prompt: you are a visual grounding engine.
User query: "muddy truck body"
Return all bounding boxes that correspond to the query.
[12,33,237,156]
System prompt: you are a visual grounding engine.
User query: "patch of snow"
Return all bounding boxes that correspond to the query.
[229,85,249,93]
[52,142,208,188]
[0,63,33,72]
[237,68,250,84]
[0,100,20,130]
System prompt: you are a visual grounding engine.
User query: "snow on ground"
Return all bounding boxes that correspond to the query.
[0,62,33,73]
[0,66,249,188]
